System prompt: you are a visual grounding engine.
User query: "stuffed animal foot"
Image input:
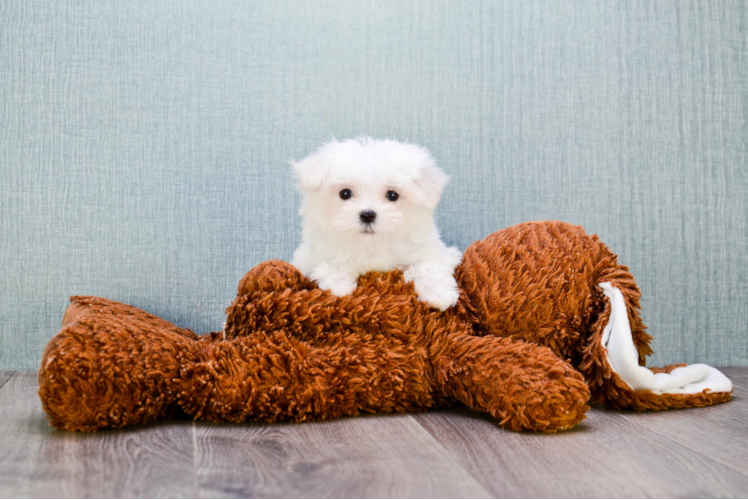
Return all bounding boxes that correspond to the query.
[433,333,590,432]
[39,296,199,431]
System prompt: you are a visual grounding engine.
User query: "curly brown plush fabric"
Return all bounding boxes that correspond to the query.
[38,221,731,433]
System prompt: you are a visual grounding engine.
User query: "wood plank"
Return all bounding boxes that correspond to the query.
[0,372,196,498]
[0,372,13,391]
[718,366,748,388]
[194,413,491,498]
[608,377,748,477]
[412,405,748,498]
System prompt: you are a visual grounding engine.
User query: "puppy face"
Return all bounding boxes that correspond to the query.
[292,138,448,242]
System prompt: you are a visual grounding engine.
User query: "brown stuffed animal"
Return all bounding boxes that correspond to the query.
[38,221,732,433]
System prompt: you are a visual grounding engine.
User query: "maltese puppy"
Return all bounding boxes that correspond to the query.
[291,137,462,311]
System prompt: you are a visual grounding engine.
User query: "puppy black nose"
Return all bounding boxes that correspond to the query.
[360,210,377,224]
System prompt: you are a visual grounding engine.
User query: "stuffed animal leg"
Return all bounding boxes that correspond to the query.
[432,331,590,432]
[38,297,198,431]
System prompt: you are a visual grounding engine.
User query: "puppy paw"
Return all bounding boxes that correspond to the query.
[318,277,358,297]
[404,261,460,311]
[415,283,459,311]
[308,263,358,297]
[407,274,459,310]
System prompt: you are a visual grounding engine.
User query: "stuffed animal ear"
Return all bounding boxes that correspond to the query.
[413,162,449,209]
[290,148,333,193]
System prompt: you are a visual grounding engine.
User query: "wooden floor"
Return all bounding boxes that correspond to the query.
[0,369,746,498]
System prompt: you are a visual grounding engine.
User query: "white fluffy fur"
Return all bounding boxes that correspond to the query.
[291,137,462,311]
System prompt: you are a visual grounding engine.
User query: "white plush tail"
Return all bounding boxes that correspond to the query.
[599,283,732,395]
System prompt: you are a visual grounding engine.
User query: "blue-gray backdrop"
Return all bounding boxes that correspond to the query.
[1,1,746,370]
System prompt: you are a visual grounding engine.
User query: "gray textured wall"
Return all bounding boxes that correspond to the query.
[1,1,746,370]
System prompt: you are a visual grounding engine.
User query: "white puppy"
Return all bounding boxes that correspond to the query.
[291,137,462,311]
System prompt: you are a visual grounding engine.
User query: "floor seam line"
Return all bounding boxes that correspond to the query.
[407,413,494,498]
[192,419,199,498]
[0,372,17,392]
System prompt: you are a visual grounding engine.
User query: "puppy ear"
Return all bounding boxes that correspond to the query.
[290,150,331,193]
[413,163,449,209]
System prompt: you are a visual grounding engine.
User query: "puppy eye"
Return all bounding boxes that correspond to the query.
[339,189,353,200]
[386,190,399,202]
